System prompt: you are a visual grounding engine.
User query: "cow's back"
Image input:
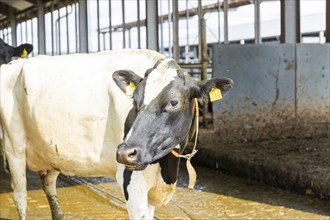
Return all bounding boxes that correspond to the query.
[0,49,165,177]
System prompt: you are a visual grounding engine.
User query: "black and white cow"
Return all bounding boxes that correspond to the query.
[0,49,233,219]
[0,38,33,65]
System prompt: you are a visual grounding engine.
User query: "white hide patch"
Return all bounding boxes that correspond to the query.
[143,58,178,105]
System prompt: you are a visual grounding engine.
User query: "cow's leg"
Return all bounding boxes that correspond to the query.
[116,166,152,219]
[6,153,27,220]
[40,169,63,220]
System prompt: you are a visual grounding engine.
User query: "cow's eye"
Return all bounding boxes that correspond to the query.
[169,100,178,107]
[165,99,180,112]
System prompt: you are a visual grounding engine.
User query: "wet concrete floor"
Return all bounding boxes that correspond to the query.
[1,164,330,219]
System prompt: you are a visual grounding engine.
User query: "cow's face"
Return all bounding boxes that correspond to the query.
[113,58,233,171]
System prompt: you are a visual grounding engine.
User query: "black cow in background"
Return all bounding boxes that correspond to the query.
[0,38,33,65]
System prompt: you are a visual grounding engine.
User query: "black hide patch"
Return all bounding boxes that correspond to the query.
[124,107,137,138]
[158,154,180,185]
[123,168,133,201]
[0,39,33,65]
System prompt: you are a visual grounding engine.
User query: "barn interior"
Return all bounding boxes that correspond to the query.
[0,0,329,219]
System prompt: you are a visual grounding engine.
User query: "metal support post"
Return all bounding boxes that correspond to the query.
[97,0,100,51]
[201,18,209,127]
[168,0,172,57]
[185,0,190,62]
[218,0,221,44]
[224,0,229,44]
[109,0,112,50]
[198,0,203,65]
[198,0,209,127]
[122,0,126,48]
[37,0,46,54]
[79,0,88,53]
[9,7,16,46]
[137,0,141,49]
[159,1,164,53]
[66,6,70,54]
[173,0,179,61]
[254,0,261,44]
[146,0,158,51]
[51,0,55,55]
[326,0,330,43]
[280,0,300,43]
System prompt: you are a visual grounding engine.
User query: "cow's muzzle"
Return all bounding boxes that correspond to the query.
[116,143,147,171]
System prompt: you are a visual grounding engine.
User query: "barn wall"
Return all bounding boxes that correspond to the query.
[211,44,329,143]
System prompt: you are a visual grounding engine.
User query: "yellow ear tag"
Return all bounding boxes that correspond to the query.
[209,87,222,102]
[126,81,136,96]
[21,48,28,58]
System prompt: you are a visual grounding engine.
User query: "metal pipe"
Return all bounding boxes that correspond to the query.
[198,0,209,127]
[173,0,179,61]
[218,0,221,44]
[326,0,330,42]
[122,0,126,48]
[20,21,23,44]
[185,0,189,62]
[57,9,61,54]
[9,7,16,47]
[128,28,131,48]
[280,0,300,43]
[137,0,141,49]
[97,0,100,51]
[102,32,106,50]
[198,0,203,64]
[31,19,34,55]
[254,0,261,44]
[51,0,54,55]
[109,0,112,50]
[79,0,88,53]
[146,0,158,51]
[201,19,208,81]
[5,28,9,43]
[37,0,46,54]
[224,0,229,44]
[66,5,70,53]
[168,0,172,57]
[179,62,211,69]
[201,19,209,128]
[75,0,79,53]
[25,19,28,43]
[159,1,164,53]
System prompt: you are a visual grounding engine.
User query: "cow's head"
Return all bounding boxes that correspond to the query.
[0,38,33,65]
[113,58,233,171]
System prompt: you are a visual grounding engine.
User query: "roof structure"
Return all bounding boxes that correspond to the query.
[0,0,76,28]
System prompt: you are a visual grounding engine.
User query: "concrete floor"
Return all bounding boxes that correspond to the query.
[1,163,329,219]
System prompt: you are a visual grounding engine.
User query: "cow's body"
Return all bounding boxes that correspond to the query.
[0,49,233,219]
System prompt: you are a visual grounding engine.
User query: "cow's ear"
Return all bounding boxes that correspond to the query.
[14,44,33,58]
[113,70,143,96]
[191,77,234,102]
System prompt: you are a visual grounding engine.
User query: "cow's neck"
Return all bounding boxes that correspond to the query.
[159,100,198,185]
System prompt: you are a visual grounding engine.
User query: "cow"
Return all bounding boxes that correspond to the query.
[0,49,233,220]
[0,38,33,65]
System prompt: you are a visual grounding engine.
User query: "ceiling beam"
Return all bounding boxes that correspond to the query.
[0,0,33,11]
[0,3,9,16]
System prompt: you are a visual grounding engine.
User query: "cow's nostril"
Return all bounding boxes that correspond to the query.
[128,148,138,158]
[116,146,140,166]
